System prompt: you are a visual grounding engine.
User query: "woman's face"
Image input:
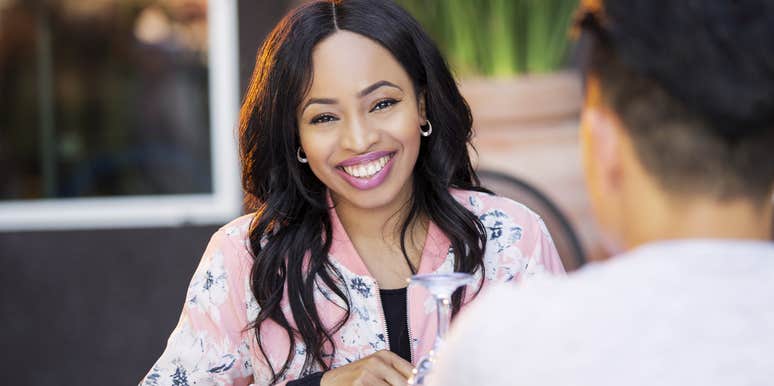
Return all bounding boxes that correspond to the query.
[298,30,426,211]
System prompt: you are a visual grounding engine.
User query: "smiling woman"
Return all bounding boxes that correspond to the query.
[140,1,565,385]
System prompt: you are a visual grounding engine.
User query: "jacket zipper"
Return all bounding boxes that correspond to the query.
[406,284,415,364]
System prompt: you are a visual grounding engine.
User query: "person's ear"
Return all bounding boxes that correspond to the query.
[417,90,428,124]
[586,104,624,195]
[581,75,628,255]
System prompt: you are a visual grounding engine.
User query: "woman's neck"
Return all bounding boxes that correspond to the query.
[332,185,429,277]
[334,194,417,249]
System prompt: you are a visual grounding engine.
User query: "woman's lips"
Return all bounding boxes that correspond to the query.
[337,150,394,167]
[335,151,396,190]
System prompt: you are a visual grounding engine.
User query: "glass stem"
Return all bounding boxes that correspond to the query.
[433,296,451,350]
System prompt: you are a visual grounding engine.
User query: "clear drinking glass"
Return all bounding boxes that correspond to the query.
[407,272,474,385]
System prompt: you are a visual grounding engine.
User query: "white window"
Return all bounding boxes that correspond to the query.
[0,0,241,230]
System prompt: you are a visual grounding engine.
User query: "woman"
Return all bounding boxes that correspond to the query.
[140,1,564,385]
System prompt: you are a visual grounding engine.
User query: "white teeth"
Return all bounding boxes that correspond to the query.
[342,155,391,179]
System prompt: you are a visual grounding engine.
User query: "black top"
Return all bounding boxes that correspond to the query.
[378,287,412,362]
[287,287,411,386]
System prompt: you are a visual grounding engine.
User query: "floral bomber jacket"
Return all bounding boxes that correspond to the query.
[140,189,566,385]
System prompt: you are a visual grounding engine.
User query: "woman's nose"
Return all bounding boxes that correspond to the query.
[340,116,379,153]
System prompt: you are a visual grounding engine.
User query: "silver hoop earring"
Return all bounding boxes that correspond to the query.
[297,147,308,163]
[420,121,433,137]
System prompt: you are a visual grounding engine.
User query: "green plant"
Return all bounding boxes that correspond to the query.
[397,0,578,77]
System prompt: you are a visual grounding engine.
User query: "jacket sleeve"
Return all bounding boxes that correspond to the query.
[488,197,566,284]
[522,213,566,280]
[139,228,257,386]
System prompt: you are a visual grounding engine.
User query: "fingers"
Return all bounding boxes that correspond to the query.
[376,350,414,379]
[375,350,414,385]
[324,350,414,386]
[354,371,390,386]
[392,356,414,379]
[380,369,408,386]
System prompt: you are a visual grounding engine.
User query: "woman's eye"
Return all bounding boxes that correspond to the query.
[310,114,337,124]
[371,99,399,112]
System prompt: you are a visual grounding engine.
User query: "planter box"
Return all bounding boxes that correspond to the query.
[461,71,609,263]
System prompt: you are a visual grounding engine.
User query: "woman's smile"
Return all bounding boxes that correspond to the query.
[335,151,397,190]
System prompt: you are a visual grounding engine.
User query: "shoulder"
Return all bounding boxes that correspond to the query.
[454,255,674,346]
[437,264,627,384]
[433,278,567,385]
[200,214,255,268]
[218,213,254,241]
[439,250,774,385]
[451,188,539,220]
[450,188,551,240]
[182,214,258,324]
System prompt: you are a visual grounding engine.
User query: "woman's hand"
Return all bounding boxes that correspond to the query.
[321,350,414,386]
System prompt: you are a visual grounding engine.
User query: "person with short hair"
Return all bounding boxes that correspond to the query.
[428,0,774,385]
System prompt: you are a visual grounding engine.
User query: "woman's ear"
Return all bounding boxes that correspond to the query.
[418,90,428,125]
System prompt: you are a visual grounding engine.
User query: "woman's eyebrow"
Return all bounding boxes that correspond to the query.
[358,80,402,97]
[301,80,403,113]
[302,97,337,113]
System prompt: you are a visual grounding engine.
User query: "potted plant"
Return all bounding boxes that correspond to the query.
[399,0,607,264]
[397,0,580,124]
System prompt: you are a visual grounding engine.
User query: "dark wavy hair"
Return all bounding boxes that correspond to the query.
[238,0,487,382]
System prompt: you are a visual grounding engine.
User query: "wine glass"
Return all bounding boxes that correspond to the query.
[407,272,474,385]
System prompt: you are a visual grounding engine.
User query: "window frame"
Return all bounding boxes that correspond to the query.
[0,0,242,231]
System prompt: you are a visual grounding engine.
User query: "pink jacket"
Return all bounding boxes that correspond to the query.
[140,189,565,385]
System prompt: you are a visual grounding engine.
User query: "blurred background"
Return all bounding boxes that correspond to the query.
[0,0,596,384]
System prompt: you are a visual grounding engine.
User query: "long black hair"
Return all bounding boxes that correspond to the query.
[239,0,487,381]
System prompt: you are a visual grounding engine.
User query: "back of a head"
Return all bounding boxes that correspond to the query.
[578,0,774,203]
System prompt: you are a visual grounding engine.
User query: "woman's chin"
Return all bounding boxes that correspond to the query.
[331,182,410,212]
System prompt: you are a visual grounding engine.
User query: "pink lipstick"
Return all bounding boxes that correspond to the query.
[335,151,396,190]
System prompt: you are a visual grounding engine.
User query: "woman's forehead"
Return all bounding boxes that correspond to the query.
[306,30,413,97]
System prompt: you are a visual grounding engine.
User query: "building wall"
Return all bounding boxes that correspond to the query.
[0,224,217,383]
